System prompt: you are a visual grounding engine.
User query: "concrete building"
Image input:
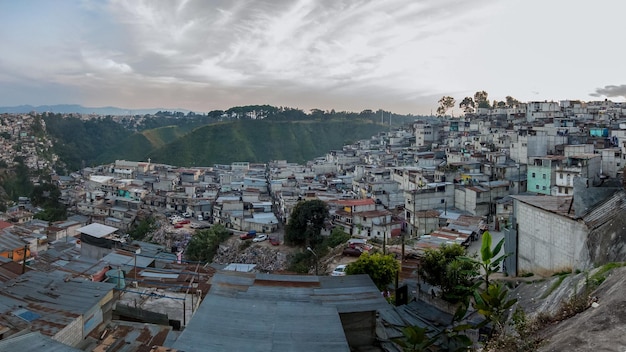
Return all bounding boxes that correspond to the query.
[405,183,454,236]
[554,154,601,196]
[414,122,441,148]
[76,223,122,260]
[506,179,626,276]
[527,155,566,195]
[526,101,563,122]
[597,148,623,178]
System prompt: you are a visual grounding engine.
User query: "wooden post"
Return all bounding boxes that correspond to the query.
[21,245,28,274]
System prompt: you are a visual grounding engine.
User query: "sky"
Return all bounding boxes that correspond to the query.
[0,0,625,115]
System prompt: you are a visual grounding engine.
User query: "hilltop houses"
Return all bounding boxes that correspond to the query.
[0,98,625,350]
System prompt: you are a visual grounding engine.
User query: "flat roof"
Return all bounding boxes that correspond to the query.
[76,223,118,238]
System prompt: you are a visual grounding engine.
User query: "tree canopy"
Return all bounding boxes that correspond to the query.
[418,243,478,303]
[474,91,491,109]
[459,97,475,114]
[346,252,400,291]
[436,96,456,117]
[185,224,232,262]
[284,199,329,247]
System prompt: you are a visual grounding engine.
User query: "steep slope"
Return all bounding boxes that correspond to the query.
[536,267,626,351]
[505,265,626,351]
[146,119,387,166]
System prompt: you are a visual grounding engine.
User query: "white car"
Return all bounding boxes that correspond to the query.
[331,264,347,276]
[252,234,268,242]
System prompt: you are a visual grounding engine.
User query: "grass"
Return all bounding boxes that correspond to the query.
[588,262,626,287]
[540,274,567,299]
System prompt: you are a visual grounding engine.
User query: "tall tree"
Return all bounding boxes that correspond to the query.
[436,96,456,117]
[284,199,329,246]
[459,97,475,114]
[505,96,521,107]
[474,91,490,109]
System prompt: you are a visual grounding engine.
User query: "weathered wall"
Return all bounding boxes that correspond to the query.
[516,202,589,276]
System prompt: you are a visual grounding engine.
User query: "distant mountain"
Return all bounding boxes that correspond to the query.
[0,104,192,115]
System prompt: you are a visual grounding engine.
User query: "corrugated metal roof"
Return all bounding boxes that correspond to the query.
[0,231,27,252]
[171,295,350,352]
[0,331,83,351]
[0,270,116,337]
[169,272,387,351]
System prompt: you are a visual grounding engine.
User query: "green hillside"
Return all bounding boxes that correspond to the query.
[43,108,405,172]
[94,125,197,165]
[146,119,388,166]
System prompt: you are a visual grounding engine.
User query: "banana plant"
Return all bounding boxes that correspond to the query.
[473,282,518,337]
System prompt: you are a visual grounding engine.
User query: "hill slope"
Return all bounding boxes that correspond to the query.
[146,119,387,166]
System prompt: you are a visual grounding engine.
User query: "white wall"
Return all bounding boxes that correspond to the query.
[516,200,588,276]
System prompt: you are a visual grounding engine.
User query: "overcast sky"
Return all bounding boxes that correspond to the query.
[0,0,624,115]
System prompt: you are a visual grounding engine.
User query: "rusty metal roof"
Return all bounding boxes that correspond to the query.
[0,331,83,351]
[0,270,116,338]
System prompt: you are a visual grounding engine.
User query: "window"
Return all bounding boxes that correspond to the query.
[536,185,539,190]
[542,174,546,179]
[542,186,546,190]
[441,199,445,203]
[565,188,569,194]
[560,173,563,179]
[532,172,536,178]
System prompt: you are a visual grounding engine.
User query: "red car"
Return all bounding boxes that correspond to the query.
[179,219,190,224]
[240,231,257,240]
[342,247,363,257]
[174,223,184,229]
[269,237,280,246]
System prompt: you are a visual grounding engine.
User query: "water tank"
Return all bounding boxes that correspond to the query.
[105,269,126,289]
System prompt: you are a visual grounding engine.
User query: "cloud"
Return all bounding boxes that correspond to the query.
[14,0,609,114]
[591,85,626,99]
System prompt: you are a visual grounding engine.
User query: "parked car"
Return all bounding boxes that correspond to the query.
[253,234,268,242]
[331,264,347,276]
[179,219,190,224]
[240,230,257,240]
[269,237,280,246]
[174,223,184,229]
[342,247,363,257]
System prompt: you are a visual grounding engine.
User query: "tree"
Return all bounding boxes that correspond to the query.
[345,252,400,291]
[185,224,232,262]
[436,96,455,117]
[418,243,479,303]
[459,97,475,114]
[284,199,329,246]
[474,91,490,109]
[505,96,521,108]
[128,216,156,240]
